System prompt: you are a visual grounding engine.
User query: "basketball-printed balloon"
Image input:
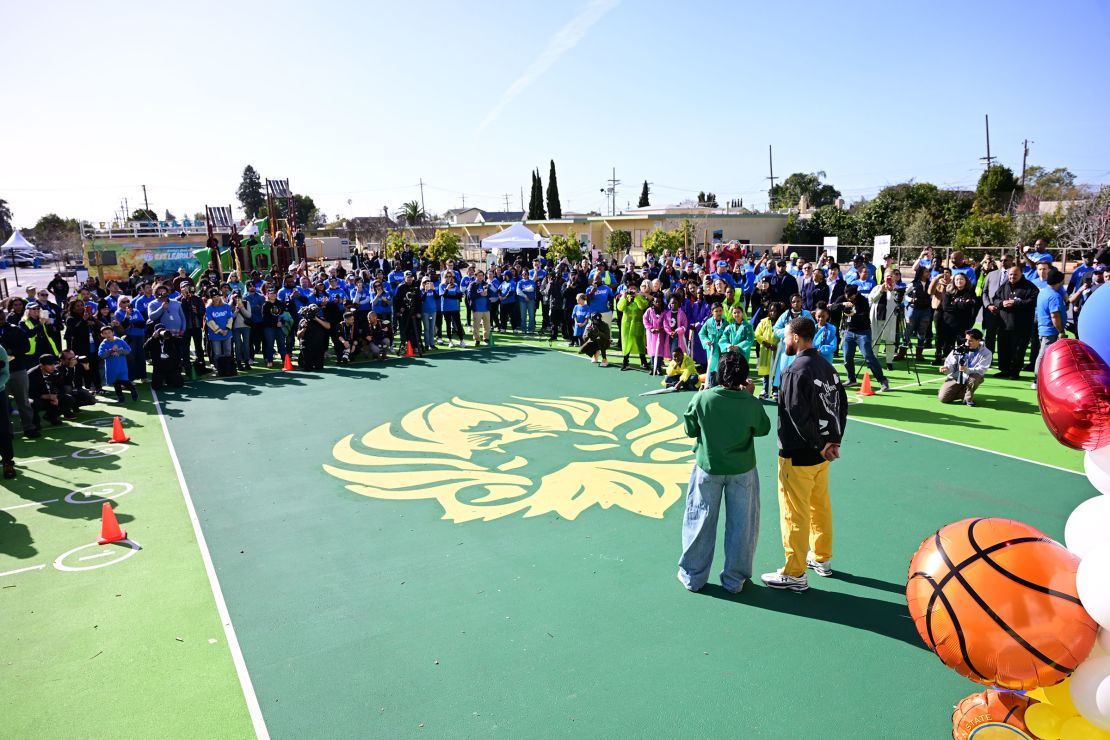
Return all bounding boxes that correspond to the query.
[952,690,1034,740]
[906,518,1098,690]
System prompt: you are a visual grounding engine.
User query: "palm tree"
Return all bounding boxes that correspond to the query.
[399,200,426,226]
[0,198,12,242]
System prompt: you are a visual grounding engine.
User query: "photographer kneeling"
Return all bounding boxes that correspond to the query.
[938,329,992,407]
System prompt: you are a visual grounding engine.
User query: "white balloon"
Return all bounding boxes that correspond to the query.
[1087,447,1110,496]
[1078,543,1110,631]
[1069,654,1110,731]
[1066,496,1110,560]
[1101,628,1110,655]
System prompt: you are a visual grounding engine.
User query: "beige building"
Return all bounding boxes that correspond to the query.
[445,206,787,258]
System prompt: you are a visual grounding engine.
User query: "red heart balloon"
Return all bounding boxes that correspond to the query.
[1037,338,1110,450]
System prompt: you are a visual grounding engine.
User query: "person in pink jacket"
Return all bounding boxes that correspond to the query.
[643,294,667,375]
[663,294,690,360]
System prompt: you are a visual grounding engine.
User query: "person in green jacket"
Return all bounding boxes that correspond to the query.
[718,305,755,364]
[698,302,730,387]
[677,351,771,593]
[616,285,650,371]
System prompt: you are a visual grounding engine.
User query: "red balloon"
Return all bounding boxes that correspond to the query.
[1037,338,1110,450]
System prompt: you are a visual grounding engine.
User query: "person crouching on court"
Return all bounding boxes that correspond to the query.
[677,352,771,593]
[762,316,848,592]
[938,328,992,407]
[579,313,611,367]
[663,347,699,391]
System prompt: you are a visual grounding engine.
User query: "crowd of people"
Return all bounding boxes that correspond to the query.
[1,237,1103,481]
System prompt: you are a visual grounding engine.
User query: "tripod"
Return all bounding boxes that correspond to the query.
[892,306,921,386]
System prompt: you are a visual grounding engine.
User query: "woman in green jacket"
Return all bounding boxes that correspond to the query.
[698,302,730,387]
[616,284,650,371]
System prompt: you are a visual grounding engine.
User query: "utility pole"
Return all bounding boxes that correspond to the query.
[520,187,524,211]
[1021,139,1031,187]
[460,194,466,208]
[766,145,778,210]
[503,194,511,212]
[980,114,996,170]
[418,178,425,213]
[600,167,620,216]
[142,184,150,215]
[123,198,129,222]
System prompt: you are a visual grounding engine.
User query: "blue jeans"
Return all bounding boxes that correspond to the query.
[842,329,886,384]
[209,337,232,361]
[678,465,760,592]
[422,314,436,349]
[233,327,251,364]
[521,298,536,333]
[906,307,933,347]
[262,326,282,364]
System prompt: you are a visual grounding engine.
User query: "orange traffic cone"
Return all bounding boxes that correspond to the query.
[282,354,294,372]
[97,501,127,545]
[110,416,130,443]
[405,341,414,358]
[859,371,876,397]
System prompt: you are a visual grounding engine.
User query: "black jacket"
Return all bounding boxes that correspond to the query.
[769,272,799,305]
[777,349,848,466]
[993,278,1039,331]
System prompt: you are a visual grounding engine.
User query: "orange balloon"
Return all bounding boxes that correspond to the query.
[906,518,1098,690]
[952,689,1034,739]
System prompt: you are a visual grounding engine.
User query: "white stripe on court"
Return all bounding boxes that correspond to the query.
[0,564,46,577]
[1,499,58,512]
[151,390,270,739]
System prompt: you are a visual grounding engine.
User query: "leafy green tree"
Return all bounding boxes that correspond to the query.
[425,229,461,264]
[606,229,632,257]
[902,209,936,246]
[638,181,650,208]
[528,170,546,220]
[1024,166,1088,202]
[383,229,412,258]
[546,229,583,263]
[811,205,860,245]
[974,165,1020,214]
[130,209,157,221]
[237,165,265,218]
[642,226,684,256]
[258,193,320,227]
[31,214,81,254]
[781,214,823,244]
[0,198,12,242]
[546,160,562,219]
[770,172,841,209]
[953,212,1014,249]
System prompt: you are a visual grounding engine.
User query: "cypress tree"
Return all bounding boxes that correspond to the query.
[546,160,562,219]
[638,180,650,207]
[528,169,546,220]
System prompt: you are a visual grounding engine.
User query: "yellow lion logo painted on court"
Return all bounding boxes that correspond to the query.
[323,396,695,523]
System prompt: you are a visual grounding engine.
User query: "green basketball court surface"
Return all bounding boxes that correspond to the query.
[0,340,1094,738]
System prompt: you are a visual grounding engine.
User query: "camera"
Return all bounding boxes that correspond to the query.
[300,303,320,320]
[892,285,907,305]
[954,343,971,354]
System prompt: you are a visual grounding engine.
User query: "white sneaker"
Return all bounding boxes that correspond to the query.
[806,556,833,577]
[1030,382,1037,390]
[760,571,809,592]
[600,361,609,367]
[591,358,598,364]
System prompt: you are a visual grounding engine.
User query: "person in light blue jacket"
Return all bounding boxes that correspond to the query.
[813,306,838,364]
[771,294,813,389]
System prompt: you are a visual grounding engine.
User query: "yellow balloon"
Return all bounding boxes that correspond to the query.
[1045,679,1080,718]
[1027,703,1067,740]
[1028,688,1050,703]
[1059,715,1110,740]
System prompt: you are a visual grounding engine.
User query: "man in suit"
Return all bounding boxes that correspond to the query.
[981,254,1013,353]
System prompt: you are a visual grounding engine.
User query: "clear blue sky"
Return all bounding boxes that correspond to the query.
[3,0,1108,227]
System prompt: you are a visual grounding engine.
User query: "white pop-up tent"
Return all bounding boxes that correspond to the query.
[2,230,38,252]
[480,222,542,252]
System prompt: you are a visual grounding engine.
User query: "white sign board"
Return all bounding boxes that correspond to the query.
[873,235,892,265]
[822,236,839,261]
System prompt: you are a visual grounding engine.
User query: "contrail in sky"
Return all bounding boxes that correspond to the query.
[478,0,620,132]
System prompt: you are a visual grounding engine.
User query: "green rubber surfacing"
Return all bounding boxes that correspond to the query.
[159,347,1094,739]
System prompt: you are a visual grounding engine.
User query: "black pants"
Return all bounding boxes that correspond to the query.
[184,327,205,366]
[33,394,75,425]
[997,329,1031,377]
[934,321,957,363]
[0,391,14,464]
[250,322,263,356]
[982,310,1000,353]
[443,310,464,342]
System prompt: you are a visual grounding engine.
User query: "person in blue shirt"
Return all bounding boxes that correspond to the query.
[516,274,538,333]
[244,282,266,357]
[585,274,613,322]
[529,258,547,282]
[387,266,406,290]
[352,278,374,315]
[97,325,138,402]
[1022,240,1054,277]
[112,295,148,382]
[419,277,439,350]
[276,276,298,304]
[948,251,978,285]
[326,277,348,304]
[204,293,235,364]
[711,261,738,289]
[1068,251,1097,295]
[438,272,465,347]
[468,270,492,345]
[571,293,590,346]
[371,280,393,349]
[498,272,520,332]
[1032,268,1067,390]
[460,267,476,329]
[850,266,877,297]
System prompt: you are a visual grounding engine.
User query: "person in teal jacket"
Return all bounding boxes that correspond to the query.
[771,295,813,389]
[813,306,838,364]
[718,305,755,362]
[698,303,730,387]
